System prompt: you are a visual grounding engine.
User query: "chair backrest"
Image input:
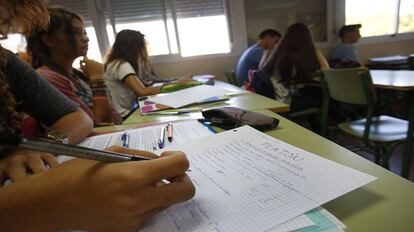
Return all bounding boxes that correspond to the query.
[225,70,241,87]
[321,67,375,105]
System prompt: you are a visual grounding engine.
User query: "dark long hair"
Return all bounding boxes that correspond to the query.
[104,30,149,75]
[27,7,83,69]
[263,23,319,85]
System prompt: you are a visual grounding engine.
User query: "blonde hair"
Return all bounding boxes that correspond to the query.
[0,0,49,130]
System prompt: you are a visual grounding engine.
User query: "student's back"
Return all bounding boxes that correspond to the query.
[236,44,263,84]
[236,29,281,84]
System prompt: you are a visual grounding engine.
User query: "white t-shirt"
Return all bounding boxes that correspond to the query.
[104,60,137,117]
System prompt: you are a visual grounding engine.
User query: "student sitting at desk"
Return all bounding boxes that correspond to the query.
[236,29,281,84]
[261,23,329,105]
[0,1,93,181]
[27,7,122,126]
[260,23,329,130]
[0,1,195,231]
[104,30,189,118]
[330,24,362,68]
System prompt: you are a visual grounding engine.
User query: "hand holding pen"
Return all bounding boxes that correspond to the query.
[0,132,151,163]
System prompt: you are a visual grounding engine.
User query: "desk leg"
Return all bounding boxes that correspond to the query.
[402,92,414,178]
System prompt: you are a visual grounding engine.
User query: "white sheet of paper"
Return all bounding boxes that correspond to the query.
[58,120,214,163]
[82,120,213,150]
[142,126,376,232]
[149,85,232,108]
[370,55,408,63]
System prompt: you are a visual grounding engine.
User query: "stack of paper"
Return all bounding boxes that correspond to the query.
[77,121,376,232]
[139,85,232,114]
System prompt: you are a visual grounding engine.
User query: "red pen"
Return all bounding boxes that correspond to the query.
[167,123,173,142]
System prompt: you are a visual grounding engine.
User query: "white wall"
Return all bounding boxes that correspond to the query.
[154,38,414,82]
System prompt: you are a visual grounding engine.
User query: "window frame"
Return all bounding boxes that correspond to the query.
[336,0,414,45]
[87,0,238,64]
[86,0,414,63]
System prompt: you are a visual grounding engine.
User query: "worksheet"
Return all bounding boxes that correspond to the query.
[141,126,376,232]
[58,120,214,163]
[80,120,214,151]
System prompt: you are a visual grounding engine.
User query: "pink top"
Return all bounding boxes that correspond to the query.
[36,67,97,124]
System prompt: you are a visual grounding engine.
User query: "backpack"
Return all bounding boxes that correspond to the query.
[243,69,275,99]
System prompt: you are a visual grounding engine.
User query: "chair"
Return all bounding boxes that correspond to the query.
[225,70,241,87]
[320,67,408,168]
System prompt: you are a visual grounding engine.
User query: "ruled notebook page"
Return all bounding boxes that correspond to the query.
[141,126,376,232]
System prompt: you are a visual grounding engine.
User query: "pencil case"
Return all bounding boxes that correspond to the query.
[199,107,279,131]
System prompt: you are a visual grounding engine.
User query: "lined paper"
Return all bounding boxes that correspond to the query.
[58,120,214,163]
[142,126,376,232]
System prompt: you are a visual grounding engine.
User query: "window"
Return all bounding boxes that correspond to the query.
[399,0,414,34]
[105,0,231,57]
[346,0,414,37]
[243,0,328,43]
[0,34,26,53]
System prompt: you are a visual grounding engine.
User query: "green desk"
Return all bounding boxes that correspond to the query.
[95,109,414,231]
[123,81,289,125]
[371,70,414,178]
[257,109,414,231]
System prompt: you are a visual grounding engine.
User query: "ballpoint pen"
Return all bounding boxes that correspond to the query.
[158,126,166,149]
[167,123,173,142]
[0,132,151,162]
[121,132,130,148]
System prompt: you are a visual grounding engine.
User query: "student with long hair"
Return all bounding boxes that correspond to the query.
[262,23,329,110]
[0,1,195,231]
[27,7,121,126]
[104,30,164,118]
[0,0,93,181]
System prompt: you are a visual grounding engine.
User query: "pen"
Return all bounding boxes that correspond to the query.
[121,132,130,148]
[0,133,151,162]
[158,126,166,149]
[167,123,173,142]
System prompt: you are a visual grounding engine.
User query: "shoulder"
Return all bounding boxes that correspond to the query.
[335,43,353,51]
[107,59,133,71]
[106,59,135,81]
[248,44,264,55]
[36,67,69,84]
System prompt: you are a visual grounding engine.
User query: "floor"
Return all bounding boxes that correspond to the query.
[332,134,414,182]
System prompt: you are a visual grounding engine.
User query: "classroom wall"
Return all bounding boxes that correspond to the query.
[153,39,414,82]
[153,55,240,82]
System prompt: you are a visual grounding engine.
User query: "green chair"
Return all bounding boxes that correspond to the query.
[225,70,241,87]
[320,67,408,168]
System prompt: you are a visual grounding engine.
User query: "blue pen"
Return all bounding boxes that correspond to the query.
[121,132,130,148]
[158,126,166,149]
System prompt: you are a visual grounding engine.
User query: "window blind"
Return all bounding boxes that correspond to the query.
[48,0,93,27]
[244,0,327,42]
[103,0,165,23]
[174,0,225,18]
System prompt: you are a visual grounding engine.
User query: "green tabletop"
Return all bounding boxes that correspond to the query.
[94,109,414,231]
[123,81,289,125]
[255,109,414,232]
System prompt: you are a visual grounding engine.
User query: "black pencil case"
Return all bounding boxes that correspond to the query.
[198,107,279,131]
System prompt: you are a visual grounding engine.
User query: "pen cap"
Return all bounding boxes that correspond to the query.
[0,132,22,147]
